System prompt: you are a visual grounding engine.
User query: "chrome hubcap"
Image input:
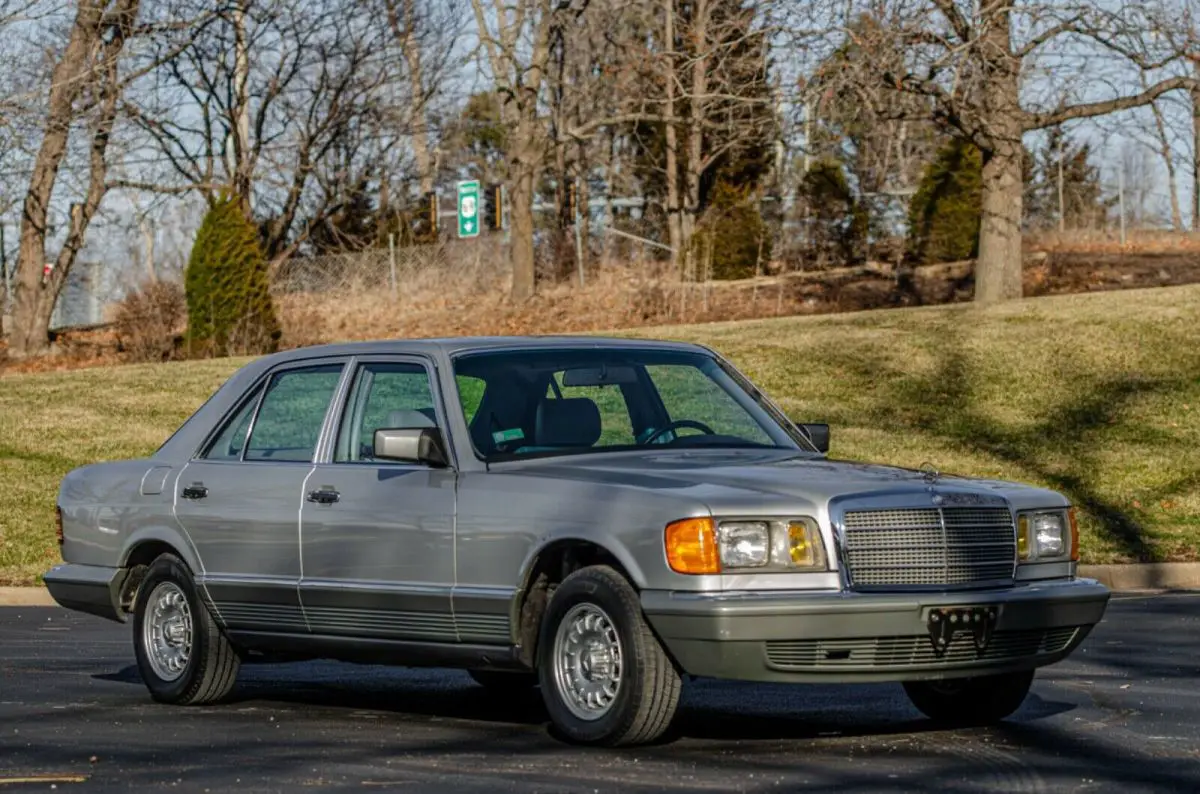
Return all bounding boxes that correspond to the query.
[553,603,623,721]
[142,582,193,682]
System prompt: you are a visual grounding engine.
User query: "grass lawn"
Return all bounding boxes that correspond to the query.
[2,284,1198,585]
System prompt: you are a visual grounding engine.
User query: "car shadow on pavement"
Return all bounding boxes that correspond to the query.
[96,662,551,726]
[93,663,1074,744]
[671,688,1076,742]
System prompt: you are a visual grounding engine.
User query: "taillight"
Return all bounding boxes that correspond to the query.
[55,507,64,547]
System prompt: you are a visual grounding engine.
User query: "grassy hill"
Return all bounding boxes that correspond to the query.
[2,285,1198,585]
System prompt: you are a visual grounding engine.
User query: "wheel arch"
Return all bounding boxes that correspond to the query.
[117,528,199,617]
[510,536,643,667]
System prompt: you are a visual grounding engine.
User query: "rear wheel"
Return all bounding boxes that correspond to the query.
[903,670,1034,725]
[537,565,681,746]
[133,553,240,705]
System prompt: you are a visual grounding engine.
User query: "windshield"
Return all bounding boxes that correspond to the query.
[451,347,807,462]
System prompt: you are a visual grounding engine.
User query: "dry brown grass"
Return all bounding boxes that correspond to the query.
[1027,228,1200,255]
[274,259,839,343]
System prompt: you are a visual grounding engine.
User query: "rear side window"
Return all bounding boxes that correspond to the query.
[201,387,262,461]
[243,365,344,462]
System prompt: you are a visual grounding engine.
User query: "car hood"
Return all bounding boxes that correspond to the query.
[502,449,1067,513]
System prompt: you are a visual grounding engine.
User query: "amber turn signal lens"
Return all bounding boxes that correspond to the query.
[1068,507,1080,562]
[1017,514,1030,560]
[665,517,720,574]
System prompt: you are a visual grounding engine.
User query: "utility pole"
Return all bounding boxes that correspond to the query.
[1057,133,1066,233]
[803,98,814,174]
[1118,158,1127,246]
[1,221,9,327]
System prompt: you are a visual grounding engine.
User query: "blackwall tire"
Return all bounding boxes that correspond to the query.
[537,565,681,746]
[132,554,240,705]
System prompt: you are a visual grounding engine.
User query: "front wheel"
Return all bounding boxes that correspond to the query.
[133,553,240,705]
[903,670,1034,725]
[537,565,681,746]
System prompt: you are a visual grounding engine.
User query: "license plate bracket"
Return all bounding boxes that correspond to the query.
[926,606,998,656]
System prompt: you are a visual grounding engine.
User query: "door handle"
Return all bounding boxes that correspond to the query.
[181,484,208,500]
[307,488,340,505]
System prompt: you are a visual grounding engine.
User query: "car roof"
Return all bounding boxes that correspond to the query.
[262,335,710,361]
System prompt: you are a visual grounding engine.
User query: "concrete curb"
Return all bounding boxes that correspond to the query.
[0,587,55,607]
[1078,563,1200,592]
[0,566,1196,607]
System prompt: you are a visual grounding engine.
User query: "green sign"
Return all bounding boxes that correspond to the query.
[457,180,480,238]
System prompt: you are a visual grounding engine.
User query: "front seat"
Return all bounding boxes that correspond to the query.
[534,397,602,448]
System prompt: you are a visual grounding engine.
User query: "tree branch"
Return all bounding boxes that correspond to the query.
[1026,75,1197,130]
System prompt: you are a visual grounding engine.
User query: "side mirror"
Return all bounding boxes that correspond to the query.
[374,427,450,467]
[798,423,830,454]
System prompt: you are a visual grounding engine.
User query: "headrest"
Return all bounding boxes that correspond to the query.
[386,408,437,429]
[535,398,601,448]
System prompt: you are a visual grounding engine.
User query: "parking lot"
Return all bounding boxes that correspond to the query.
[1,593,1197,792]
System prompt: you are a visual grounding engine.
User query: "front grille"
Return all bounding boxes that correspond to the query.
[842,506,1016,589]
[765,627,1079,671]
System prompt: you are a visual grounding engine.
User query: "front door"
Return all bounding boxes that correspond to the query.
[174,361,346,633]
[299,358,457,643]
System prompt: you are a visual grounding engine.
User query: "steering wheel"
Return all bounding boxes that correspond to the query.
[642,419,717,445]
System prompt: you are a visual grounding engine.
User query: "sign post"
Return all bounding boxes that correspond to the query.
[456,180,481,238]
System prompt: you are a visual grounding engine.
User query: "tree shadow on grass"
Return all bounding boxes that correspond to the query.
[819,326,1198,562]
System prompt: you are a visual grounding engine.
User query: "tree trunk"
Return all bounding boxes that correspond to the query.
[682,0,710,280]
[974,6,1023,304]
[976,146,1024,303]
[1145,83,1182,231]
[232,0,252,215]
[509,163,537,300]
[577,144,590,277]
[402,0,433,194]
[663,0,681,269]
[9,0,119,358]
[1193,82,1200,231]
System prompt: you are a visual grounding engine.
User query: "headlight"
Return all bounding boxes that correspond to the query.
[1018,509,1077,561]
[665,517,828,574]
[717,521,770,568]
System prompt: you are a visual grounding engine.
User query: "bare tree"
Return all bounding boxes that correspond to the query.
[7,0,143,357]
[381,0,464,196]
[470,0,670,299]
[1142,91,1184,231]
[468,0,559,300]
[792,1,1196,302]
[121,0,401,260]
[1135,0,1200,230]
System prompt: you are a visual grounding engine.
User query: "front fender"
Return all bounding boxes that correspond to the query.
[516,532,650,592]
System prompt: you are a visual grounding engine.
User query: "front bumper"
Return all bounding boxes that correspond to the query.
[642,578,1110,684]
[43,564,128,623]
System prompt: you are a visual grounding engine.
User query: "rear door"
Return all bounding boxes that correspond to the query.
[299,358,459,643]
[175,360,347,634]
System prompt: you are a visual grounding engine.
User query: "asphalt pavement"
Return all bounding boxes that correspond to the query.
[1,594,1198,792]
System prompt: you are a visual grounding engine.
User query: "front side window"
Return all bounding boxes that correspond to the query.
[452,348,803,461]
[243,364,344,462]
[335,362,437,462]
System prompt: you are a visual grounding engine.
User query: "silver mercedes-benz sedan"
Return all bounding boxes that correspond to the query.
[45,336,1110,745]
